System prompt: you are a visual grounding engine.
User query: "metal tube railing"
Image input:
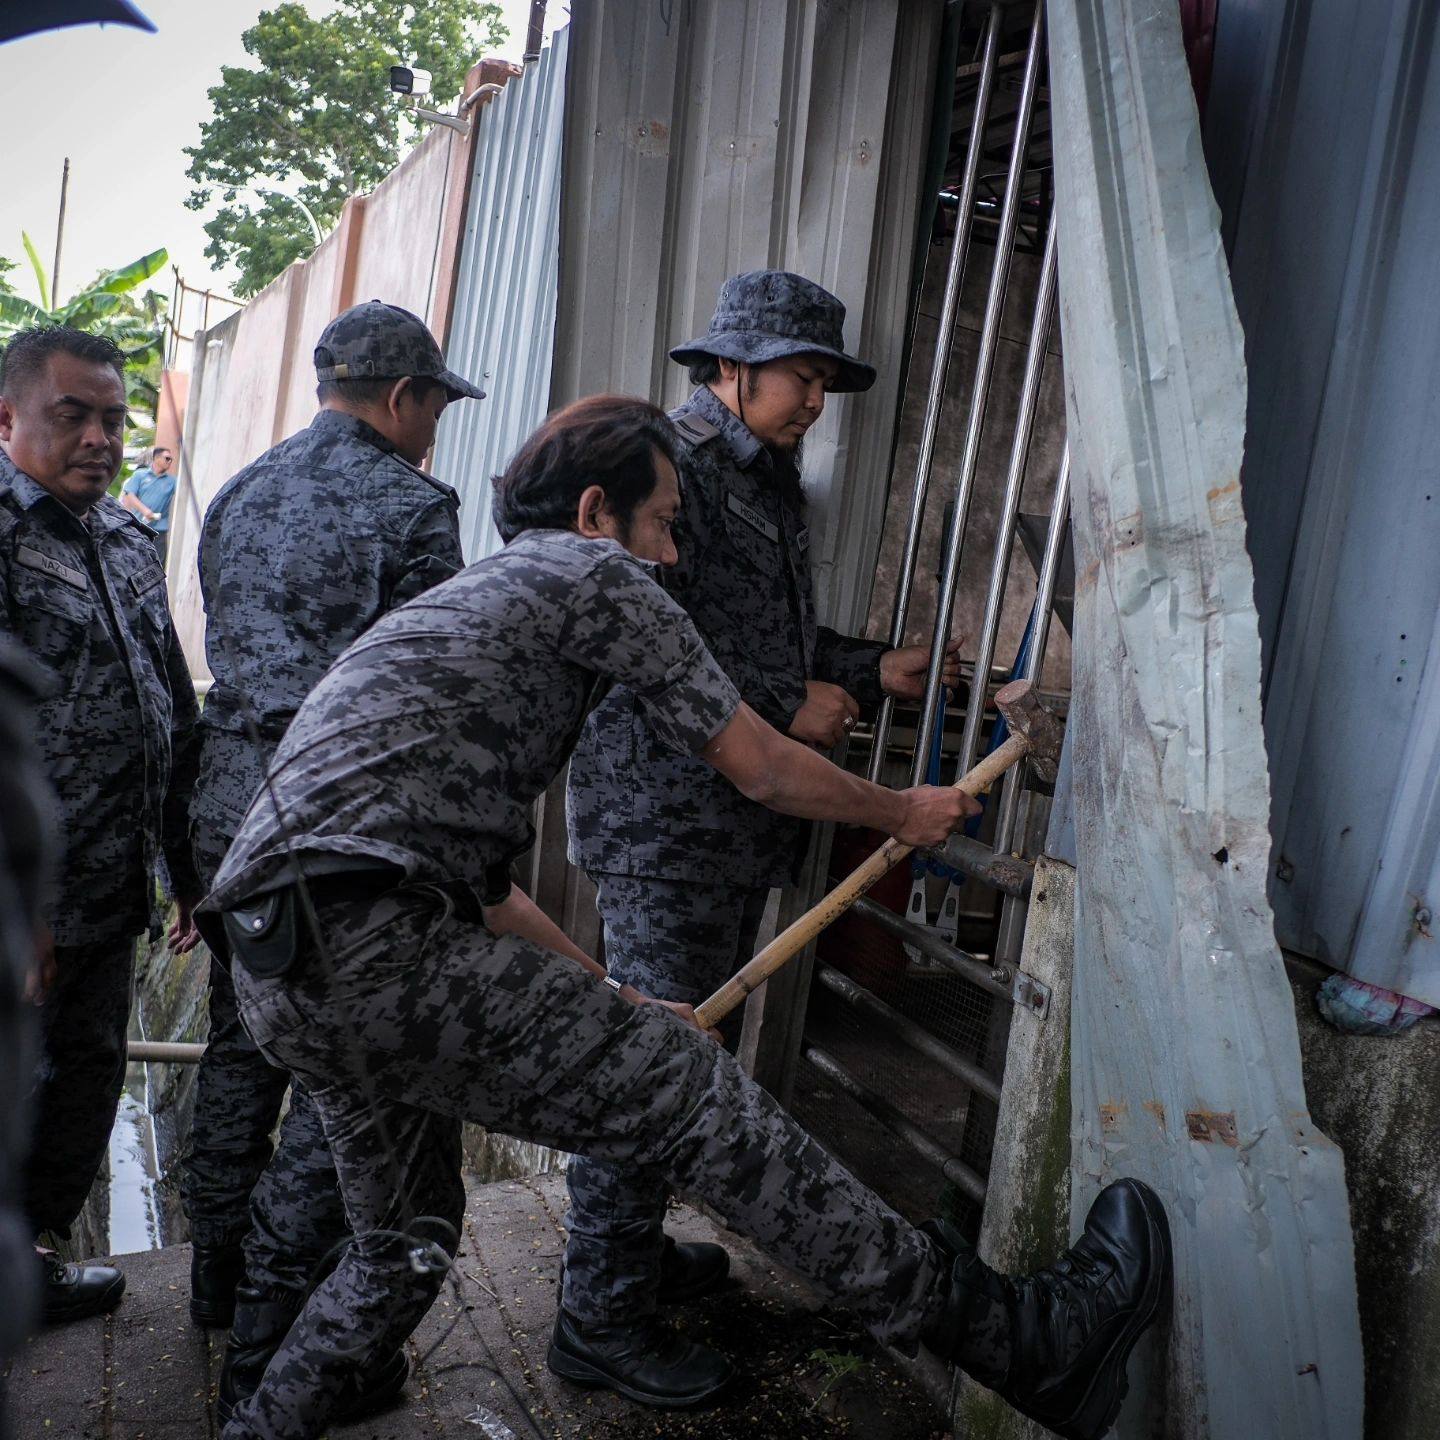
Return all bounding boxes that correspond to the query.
[909,1,1047,785]
[815,963,1001,1104]
[803,1044,987,1203]
[994,444,1071,853]
[868,5,1006,781]
[850,896,1013,1001]
[923,832,1034,898]
[128,1041,206,1064]
[955,212,1059,778]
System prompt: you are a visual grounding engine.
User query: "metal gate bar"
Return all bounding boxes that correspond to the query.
[868,3,1006,781]
[815,963,1002,1104]
[803,1044,988,1203]
[850,896,1012,1001]
[909,1,1048,783]
[955,212,1060,777]
[925,832,1034,898]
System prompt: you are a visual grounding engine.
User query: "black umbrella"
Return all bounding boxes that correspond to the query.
[1,0,156,43]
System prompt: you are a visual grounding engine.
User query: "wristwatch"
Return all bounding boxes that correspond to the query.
[602,973,624,995]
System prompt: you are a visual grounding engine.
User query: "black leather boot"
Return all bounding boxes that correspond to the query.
[922,1178,1172,1440]
[38,1249,125,1323]
[217,1285,410,1426]
[656,1235,730,1304]
[190,1243,245,1328]
[548,1308,732,1408]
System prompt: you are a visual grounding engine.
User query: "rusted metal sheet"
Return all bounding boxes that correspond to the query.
[1048,0,1364,1435]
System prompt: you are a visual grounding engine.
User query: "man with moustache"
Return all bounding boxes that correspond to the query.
[0,326,201,1321]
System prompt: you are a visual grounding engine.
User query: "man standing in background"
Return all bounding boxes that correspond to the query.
[183,300,483,1426]
[0,325,201,1322]
[560,271,963,1403]
[119,445,177,562]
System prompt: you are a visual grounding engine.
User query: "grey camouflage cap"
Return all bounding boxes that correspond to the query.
[669,270,876,393]
[314,300,485,401]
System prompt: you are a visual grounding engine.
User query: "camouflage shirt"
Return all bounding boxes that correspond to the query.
[0,452,200,945]
[193,409,464,835]
[566,385,889,887]
[206,532,741,914]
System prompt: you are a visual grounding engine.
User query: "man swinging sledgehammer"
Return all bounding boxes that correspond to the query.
[205,396,1171,1440]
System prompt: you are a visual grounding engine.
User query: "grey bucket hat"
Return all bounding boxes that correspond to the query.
[669,270,876,393]
[314,300,485,401]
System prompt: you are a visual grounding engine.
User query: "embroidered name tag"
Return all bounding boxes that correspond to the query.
[130,567,166,600]
[16,545,87,592]
[725,492,779,544]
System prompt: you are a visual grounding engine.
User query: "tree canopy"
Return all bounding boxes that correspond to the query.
[185,0,506,297]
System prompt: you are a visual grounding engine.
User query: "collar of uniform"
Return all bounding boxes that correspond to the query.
[0,450,54,511]
[309,408,400,456]
[682,385,767,472]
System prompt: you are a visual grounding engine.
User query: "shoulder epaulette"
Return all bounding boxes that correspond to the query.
[671,411,719,447]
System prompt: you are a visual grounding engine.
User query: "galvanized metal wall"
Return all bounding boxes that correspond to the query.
[1050,0,1363,1433]
[432,28,570,561]
[533,0,943,959]
[1205,0,1440,1001]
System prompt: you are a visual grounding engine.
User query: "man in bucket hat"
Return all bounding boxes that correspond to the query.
[182,300,483,1421]
[559,271,964,1402]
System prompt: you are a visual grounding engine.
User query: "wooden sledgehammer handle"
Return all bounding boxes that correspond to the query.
[694,732,1030,1030]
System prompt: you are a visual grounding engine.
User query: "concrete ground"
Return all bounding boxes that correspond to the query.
[8,1171,947,1440]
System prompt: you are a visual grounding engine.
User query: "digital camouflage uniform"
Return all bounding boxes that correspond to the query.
[0,451,199,1241]
[203,531,945,1440]
[184,300,475,1281]
[0,639,54,1430]
[563,274,890,1324]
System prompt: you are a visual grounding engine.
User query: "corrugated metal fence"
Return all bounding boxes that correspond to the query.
[433,28,570,561]
[1207,0,1440,1002]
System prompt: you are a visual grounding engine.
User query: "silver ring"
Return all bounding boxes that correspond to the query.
[843,716,856,731]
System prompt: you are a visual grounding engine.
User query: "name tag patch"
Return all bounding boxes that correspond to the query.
[130,567,166,600]
[16,545,87,592]
[725,492,779,544]
[796,526,811,555]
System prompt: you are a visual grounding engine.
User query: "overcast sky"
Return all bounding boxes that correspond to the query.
[0,0,566,307]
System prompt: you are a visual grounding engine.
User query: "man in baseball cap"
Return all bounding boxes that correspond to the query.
[182,300,481,1423]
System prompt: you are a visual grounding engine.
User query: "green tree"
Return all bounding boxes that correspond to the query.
[0,235,169,419]
[185,0,506,298]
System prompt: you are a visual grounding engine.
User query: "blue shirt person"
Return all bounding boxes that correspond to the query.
[120,446,177,557]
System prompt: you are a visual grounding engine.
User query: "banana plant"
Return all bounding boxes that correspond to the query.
[0,234,170,417]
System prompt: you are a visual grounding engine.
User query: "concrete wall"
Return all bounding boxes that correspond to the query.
[164,60,519,677]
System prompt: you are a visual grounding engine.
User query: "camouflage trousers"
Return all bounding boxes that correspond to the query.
[223,884,942,1440]
[563,873,768,1323]
[182,819,348,1291]
[23,935,135,1238]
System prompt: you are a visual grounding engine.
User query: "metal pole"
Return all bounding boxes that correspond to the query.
[51,157,70,310]
[850,896,1014,1002]
[804,1045,987,1203]
[815,964,1002,1104]
[954,214,1058,777]
[867,5,1005,782]
[128,1040,206,1064]
[994,445,1071,853]
[909,1,1046,785]
[524,0,547,62]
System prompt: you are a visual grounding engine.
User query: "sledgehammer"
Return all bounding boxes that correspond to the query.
[693,678,1065,1030]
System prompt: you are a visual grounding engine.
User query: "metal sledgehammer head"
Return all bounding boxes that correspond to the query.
[993,679,1063,782]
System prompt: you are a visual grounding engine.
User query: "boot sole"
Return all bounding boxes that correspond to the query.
[546,1342,731,1409]
[1052,1179,1174,1440]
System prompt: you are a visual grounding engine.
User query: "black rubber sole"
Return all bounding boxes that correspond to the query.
[1051,1179,1173,1440]
[546,1341,731,1410]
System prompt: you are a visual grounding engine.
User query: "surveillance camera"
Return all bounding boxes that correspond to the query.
[389,64,432,97]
